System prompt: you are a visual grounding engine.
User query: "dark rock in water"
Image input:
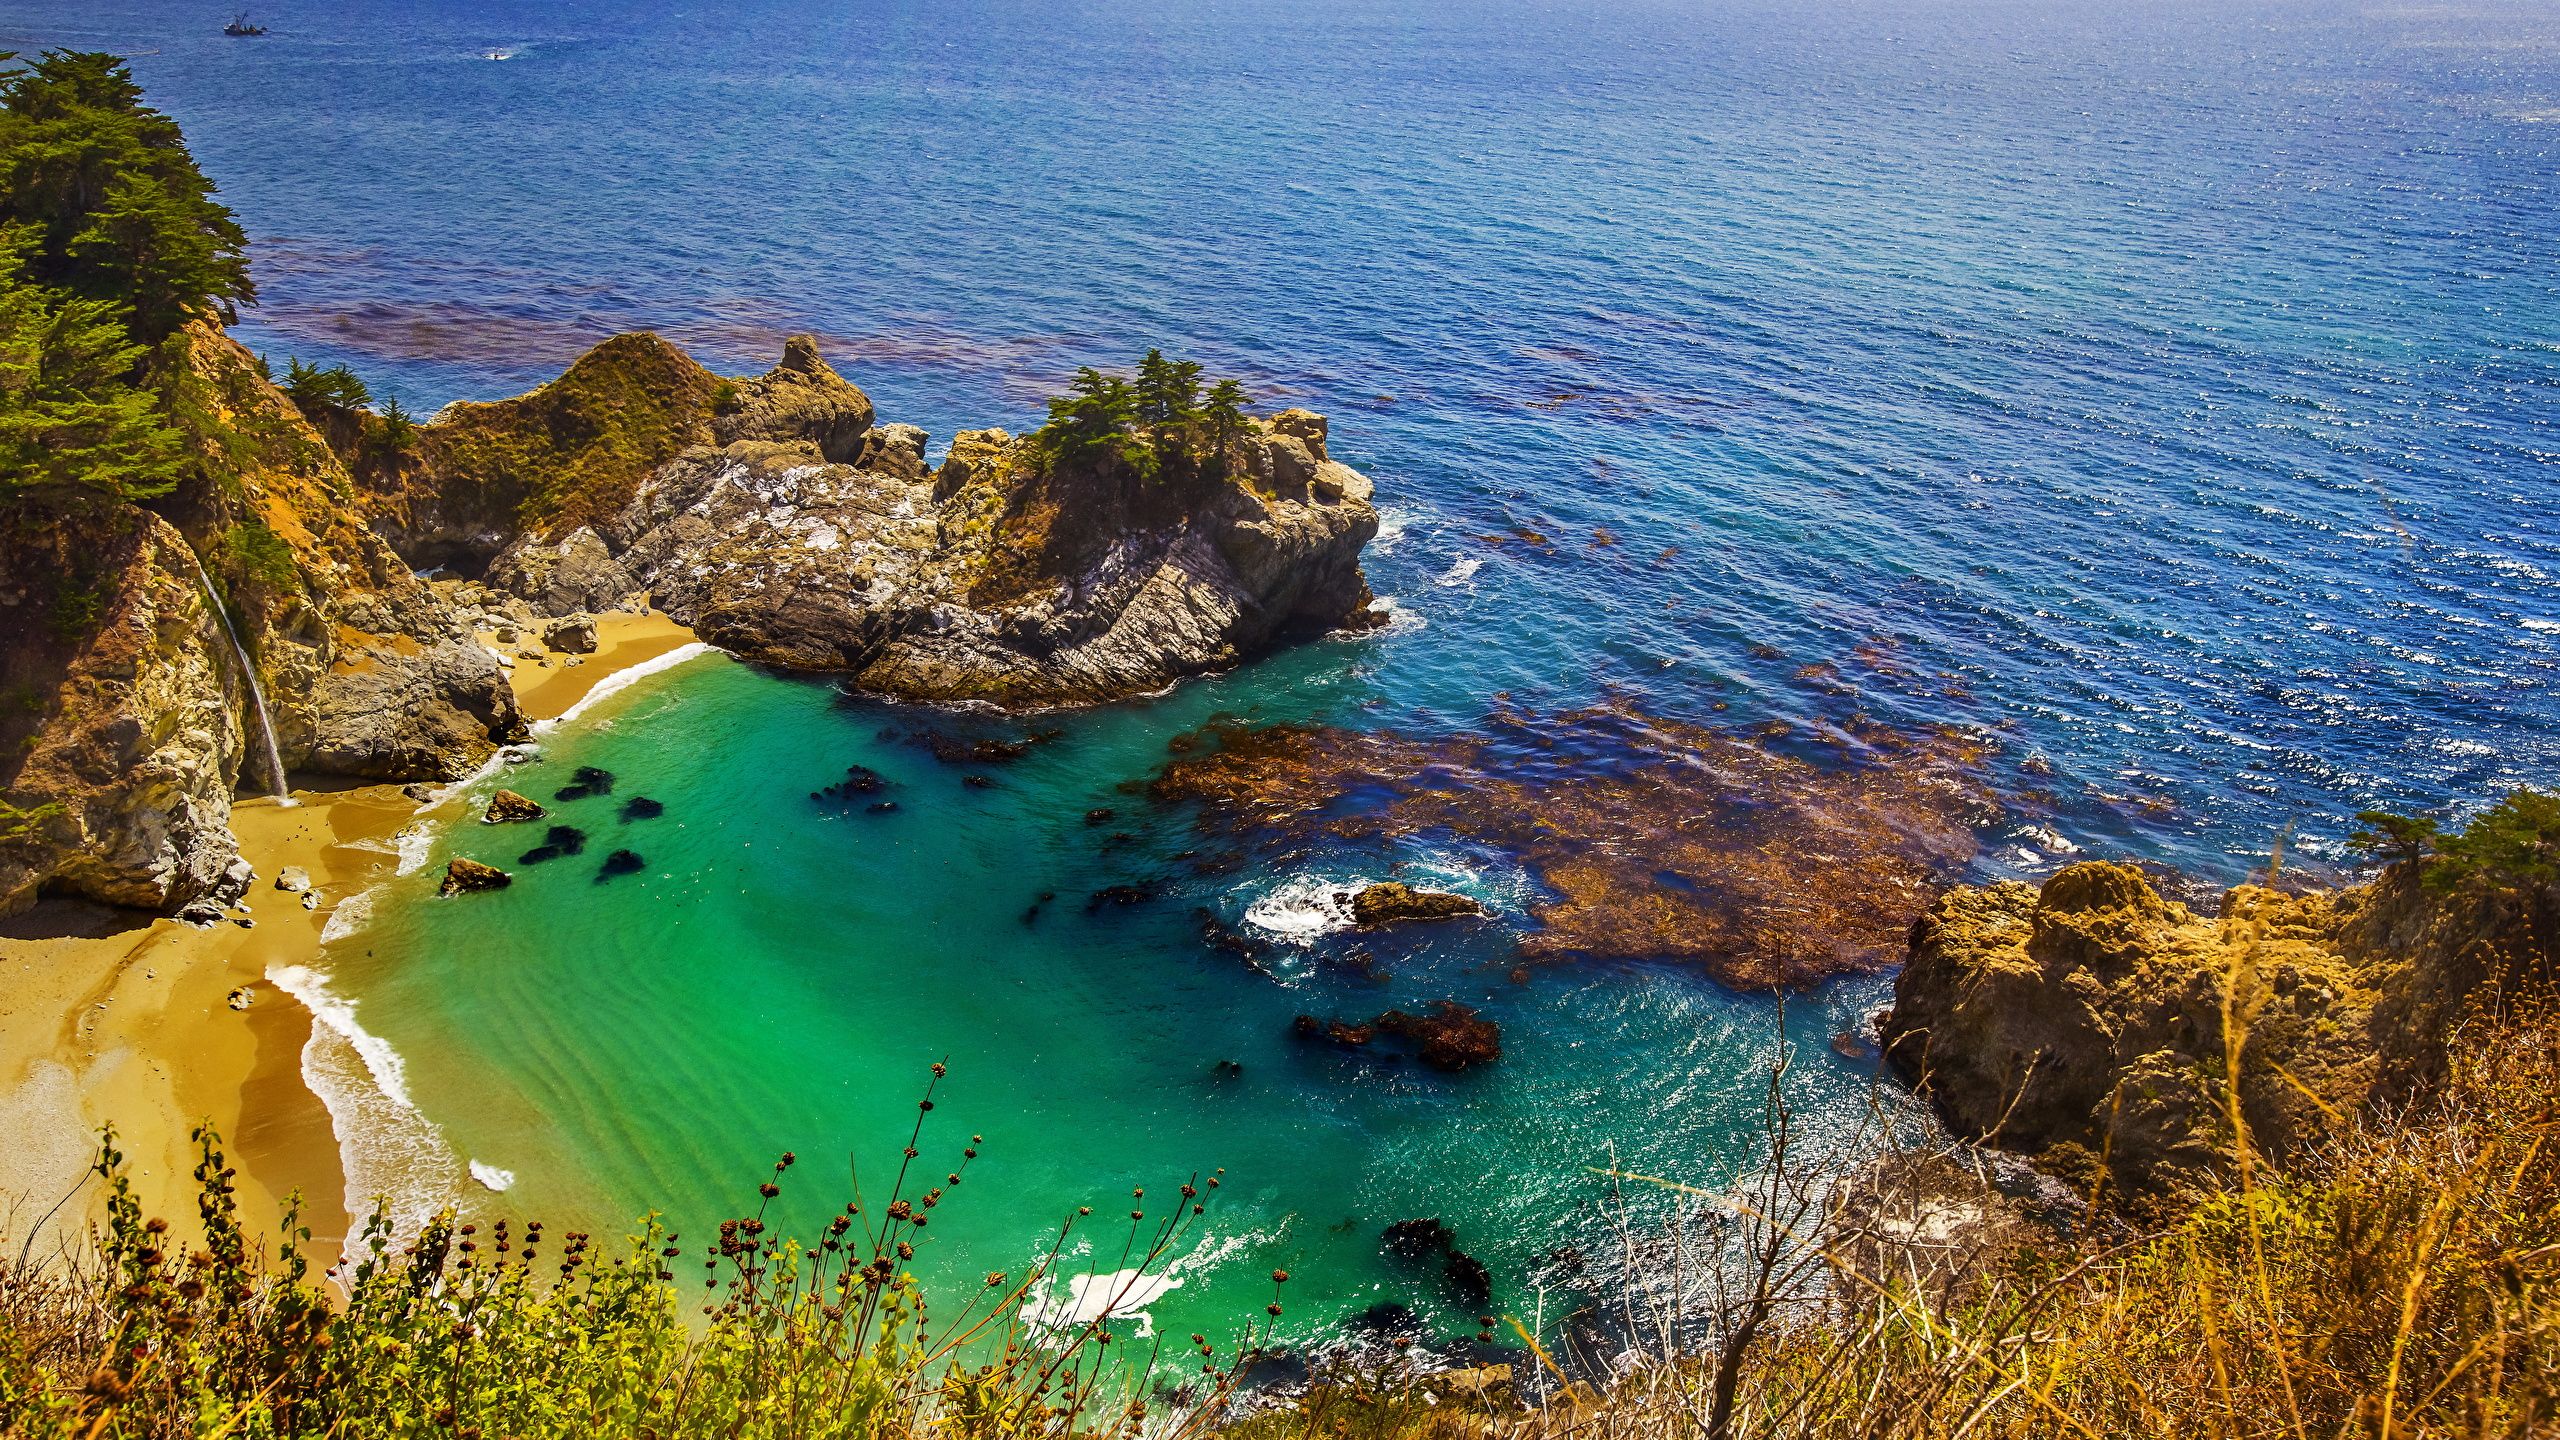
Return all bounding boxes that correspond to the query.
[1381,1218,1454,1260]
[912,731,1038,765]
[1378,1003,1502,1071]
[1443,1251,1494,1309]
[813,765,886,806]
[1350,882,1483,925]
[1021,891,1057,926]
[1084,883,1153,912]
[595,849,646,882]
[866,800,899,814]
[553,765,615,800]
[483,788,545,824]
[1293,1014,1377,1047]
[961,774,995,790]
[1346,1302,1424,1342]
[519,825,588,864]
[440,857,512,896]
[401,783,441,803]
[620,795,664,821]
[1212,1058,1244,1078]
[1084,807,1116,827]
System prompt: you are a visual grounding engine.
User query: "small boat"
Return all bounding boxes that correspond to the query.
[223,13,266,36]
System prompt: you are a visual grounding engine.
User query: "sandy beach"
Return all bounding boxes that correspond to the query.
[0,609,699,1256]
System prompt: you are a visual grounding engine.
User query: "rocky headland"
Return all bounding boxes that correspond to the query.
[1,327,523,915]
[4,328,1382,918]
[339,334,1384,710]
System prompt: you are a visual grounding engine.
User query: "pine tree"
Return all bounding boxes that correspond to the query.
[0,225,185,506]
[0,50,254,345]
[1202,378,1249,476]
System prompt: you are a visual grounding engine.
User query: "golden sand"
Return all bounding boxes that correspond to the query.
[0,609,699,1251]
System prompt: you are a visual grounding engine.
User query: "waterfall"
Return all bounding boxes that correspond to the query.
[186,551,294,805]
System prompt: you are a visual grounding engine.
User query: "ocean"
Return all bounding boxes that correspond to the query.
[9,0,2555,1353]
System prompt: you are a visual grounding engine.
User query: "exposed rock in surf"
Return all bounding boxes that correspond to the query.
[440,857,512,895]
[1349,882,1483,925]
[595,849,645,881]
[484,788,545,823]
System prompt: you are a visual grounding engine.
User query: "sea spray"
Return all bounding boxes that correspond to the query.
[266,964,459,1257]
[186,551,292,804]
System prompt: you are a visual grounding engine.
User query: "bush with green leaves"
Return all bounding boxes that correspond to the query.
[280,357,370,413]
[2352,788,2559,892]
[0,1068,1282,1440]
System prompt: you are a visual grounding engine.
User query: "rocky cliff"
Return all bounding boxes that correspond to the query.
[0,326,523,915]
[389,336,1382,709]
[1882,857,2557,1208]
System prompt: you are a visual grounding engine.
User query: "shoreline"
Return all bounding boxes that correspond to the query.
[0,609,702,1254]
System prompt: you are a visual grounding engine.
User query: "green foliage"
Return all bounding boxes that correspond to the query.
[363,390,415,468]
[0,796,64,847]
[280,356,369,412]
[711,378,742,413]
[0,225,184,507]
[0,50,254,345]
[2430,788,2560,892]
[1032,355,1254,482]
[0,1073,1281,1440]
[216,519,296,592]
[2349,808,2440,868]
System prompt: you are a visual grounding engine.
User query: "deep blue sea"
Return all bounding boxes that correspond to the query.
[11,0,2556,1355]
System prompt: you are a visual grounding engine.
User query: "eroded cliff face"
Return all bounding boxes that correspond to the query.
[0,327,523,915]
[0,511,241,913]
[1881,860,2556,1207]
[441,336,1382,709]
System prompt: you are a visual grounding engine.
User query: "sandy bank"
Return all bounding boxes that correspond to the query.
[0,609,701,1254]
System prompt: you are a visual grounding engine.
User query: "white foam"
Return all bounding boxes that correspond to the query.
[393,823,435,876]
[269,964,417,1110]
[267,964,460,1255]
[534,642,715,733]
[318,888,374,945]
[2523,617,2560,634]
[469,1161,516,1192]
[1243,875,1362,943]
[1433,555,1484,587]
[1371,507,1414,554]
[1022,1267,1184,1336]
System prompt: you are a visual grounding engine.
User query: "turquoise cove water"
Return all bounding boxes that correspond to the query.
[11,0,2555,1356]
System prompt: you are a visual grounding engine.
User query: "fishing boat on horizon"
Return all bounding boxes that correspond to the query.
[223,13,266,36]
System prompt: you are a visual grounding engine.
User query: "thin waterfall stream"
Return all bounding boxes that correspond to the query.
[187,550,294,805]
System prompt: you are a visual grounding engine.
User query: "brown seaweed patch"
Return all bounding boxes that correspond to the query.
[1152,706,1999,990]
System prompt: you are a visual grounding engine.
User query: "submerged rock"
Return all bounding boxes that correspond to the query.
[595,849,645,881]
[484,788,545,824]
[518,826,588,864]
[553,765,614,800]
[1349,882,1483,925]
[1378,1003,1503,1071]
[1381,1218,1454,1260]
[619,795,664,821]
[440,857,512,896]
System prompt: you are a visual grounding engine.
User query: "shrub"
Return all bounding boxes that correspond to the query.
[0,1068,1281,1440]
[0,224,184,508]
[216,519,297,592]
[280,357,370,413]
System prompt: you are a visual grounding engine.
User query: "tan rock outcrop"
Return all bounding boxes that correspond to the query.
[1882,859,2556,1205]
